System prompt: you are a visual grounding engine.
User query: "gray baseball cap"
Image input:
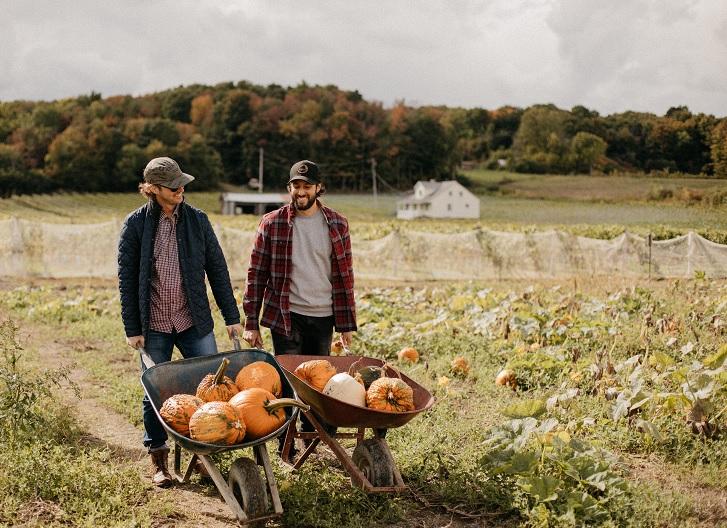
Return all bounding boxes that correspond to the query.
[143,157,195,188]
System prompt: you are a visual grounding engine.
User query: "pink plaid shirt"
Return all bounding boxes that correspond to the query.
[149,207,194,333]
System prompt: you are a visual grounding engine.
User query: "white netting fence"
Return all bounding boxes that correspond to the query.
[0,217,725,280]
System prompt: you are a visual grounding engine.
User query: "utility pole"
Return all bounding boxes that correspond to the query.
[370,157,378,207]
[258,147,264,193]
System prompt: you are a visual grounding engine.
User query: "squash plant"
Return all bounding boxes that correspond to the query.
[482,417,631,525]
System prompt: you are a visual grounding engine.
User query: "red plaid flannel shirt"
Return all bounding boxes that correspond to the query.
[243,203,356,337]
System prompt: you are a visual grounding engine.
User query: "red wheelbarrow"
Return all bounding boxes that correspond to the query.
[140,345,308,526]
[276,355,435,493]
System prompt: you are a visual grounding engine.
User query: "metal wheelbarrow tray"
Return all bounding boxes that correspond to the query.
[276,354,435,493]
[141,347,305,525]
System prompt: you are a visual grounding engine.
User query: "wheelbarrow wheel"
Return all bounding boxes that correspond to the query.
[228,457,268,524]
[352,439,394,487]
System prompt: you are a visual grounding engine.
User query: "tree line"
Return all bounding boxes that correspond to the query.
[0,80,726,197]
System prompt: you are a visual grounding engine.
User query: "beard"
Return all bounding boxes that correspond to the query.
[292,195,316,211]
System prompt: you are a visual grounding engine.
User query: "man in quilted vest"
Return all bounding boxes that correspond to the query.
[118,156,242,487]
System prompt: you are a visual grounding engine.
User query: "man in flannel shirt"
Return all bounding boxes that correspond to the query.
[242,159,357,356]
[118,157,242,487]
[243,160,357,454]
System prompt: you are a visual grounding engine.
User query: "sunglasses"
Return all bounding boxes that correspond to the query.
[160,185,182,193]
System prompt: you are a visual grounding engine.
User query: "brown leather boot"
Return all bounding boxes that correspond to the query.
[150,447,173,488]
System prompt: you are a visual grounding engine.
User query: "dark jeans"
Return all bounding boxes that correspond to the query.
[271,312,336,442]
[141,327,218,450]
[271,312,334,356]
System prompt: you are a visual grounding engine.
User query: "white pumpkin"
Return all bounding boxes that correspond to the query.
[323,373,367,407]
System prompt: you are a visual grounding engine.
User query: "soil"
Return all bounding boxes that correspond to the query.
[626,454,727,527]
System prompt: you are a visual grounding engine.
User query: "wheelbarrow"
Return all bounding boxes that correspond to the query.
[140,345,308,526]
[276,354,435,493]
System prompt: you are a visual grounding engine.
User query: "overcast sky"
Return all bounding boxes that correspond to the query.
[2,0,726,116]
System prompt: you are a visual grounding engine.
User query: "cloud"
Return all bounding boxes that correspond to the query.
[546,0,727,114]
[2,0,726,116]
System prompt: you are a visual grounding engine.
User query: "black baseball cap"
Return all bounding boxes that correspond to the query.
[288,160,320,185]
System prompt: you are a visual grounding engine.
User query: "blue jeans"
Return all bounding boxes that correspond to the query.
[141,327,218,450]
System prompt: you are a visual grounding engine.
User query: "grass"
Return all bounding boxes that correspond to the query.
[0,320,171,528]
[0,277,724,527]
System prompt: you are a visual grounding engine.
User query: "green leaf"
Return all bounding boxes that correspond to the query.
[502,399,547,418]
[635,418,663,442]
[703,346,727,369]
[517,475,561,502]
[649,351,675,369]
[504,451,539,475]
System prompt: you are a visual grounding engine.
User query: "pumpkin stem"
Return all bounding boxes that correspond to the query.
[263,398,310,415]
[381,360,403,380]
[348,357,367,377]
[213,358,230,385]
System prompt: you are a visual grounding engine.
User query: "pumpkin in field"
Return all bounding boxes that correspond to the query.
[160,394,203,436]
[196,358,239,402]
[495,368,517,390]
[330,339,346,356]
[323,373,367,407]
[397,347,419,363]
[229,388,309,440]
[450,356,470,377]
[366,377,415,412]
[189,401,246,445]
[294,359,337,391]
[235,361,282,396]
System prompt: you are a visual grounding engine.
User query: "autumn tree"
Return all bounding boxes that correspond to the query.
[710,119,727,177]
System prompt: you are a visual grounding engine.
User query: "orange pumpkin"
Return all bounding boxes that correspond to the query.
[397,347,419,363]
[495,368,517,389]
[229,388,309,440]
[160,393,203,436]
[330,339,345,355]
[196,358,239,402]
[294,359,337,391]
[450,356,470,377]
[366,377,415,412]
[189,401,246,445]
[235,361,282,396]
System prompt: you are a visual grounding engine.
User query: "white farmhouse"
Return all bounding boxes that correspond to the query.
[396,180,480,220]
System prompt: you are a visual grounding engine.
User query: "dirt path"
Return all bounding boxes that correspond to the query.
[14,321,242,527]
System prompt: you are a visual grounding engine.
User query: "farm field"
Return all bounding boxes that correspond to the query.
[1,170,726,243]
[464,169,727,203]
[0,276,725,527]
[0,173,726,526]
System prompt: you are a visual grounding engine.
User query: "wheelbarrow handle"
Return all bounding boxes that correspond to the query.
[138,346,156,370]
[232,330,242,351]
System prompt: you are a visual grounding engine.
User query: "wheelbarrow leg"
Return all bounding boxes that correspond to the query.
[254,444,283,515]
[280,420,320,470]
[171,442,196,483]
[197,455,248,523]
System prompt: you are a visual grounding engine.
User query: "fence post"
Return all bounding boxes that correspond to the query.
[647,233,652,280]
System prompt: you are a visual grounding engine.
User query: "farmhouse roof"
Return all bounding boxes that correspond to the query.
[397,180,469,205]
